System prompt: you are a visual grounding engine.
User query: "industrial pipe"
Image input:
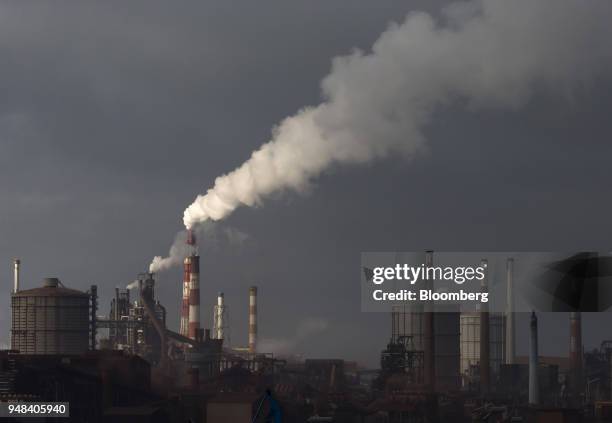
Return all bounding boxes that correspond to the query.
[479,259,490,394]
[505,258,516,364]
[529,311,539,405]
[13,259,20,293]
[423,250,435,391]
[249,286,258,353]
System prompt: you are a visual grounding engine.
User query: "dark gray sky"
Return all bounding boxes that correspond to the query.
[1,1,611,366]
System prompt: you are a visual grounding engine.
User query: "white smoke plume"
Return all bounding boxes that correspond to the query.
[182,0,612,229]
[259,318,329,356]
[149,229,192,273]
[126,280,139,290]
[149,222,250,273]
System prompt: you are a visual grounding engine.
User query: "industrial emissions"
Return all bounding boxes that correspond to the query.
[150,0,612,272]
[8,250,612,421]
[4,0,612,421]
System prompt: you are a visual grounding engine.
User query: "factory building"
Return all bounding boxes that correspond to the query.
[102,273,167,365]
[108,288,131,349]
[11,277,91,355]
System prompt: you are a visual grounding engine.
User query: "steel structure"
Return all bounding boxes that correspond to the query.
[459,312,505,389]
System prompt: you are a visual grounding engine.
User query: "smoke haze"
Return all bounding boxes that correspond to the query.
[259,318,329,356]
[150,222,250,273]
[182,0,612,230]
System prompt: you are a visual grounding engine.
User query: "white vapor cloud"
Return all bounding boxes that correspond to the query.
[149,222,250,273]
[182,0,612,229]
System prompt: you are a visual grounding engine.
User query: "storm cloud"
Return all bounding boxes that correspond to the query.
[1,1,612,366]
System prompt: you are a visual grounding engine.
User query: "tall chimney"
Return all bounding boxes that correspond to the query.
[214,292,225,340]
[13,259,20,293]
[115,287,120,321]
[181,229,197,338]
[505,258,516,364]
[423,250,435,391]
[479,259,490,395]
[188,255,201,340]
[180,257,191,337]
[569,311,583,404]
[249,286,257,354]
[529,311,539,405]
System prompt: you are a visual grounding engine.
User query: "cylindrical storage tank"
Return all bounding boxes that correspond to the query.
[460,312,505,388]
[391,304,460,390]
[11,278,90,355]
[434,306,461,391]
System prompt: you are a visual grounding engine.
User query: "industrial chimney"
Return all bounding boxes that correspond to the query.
[529,311,539,405]
[214,292,225,340]
[188,255,200,340]
[180,257,191,337]
[248,286,257,354]
[505,258,516,364]
[569,311,583,404]
[13,258,20,293]
[423,250,435,391]
[479,259,490,395]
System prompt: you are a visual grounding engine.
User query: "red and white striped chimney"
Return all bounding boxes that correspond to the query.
[248,286,257,353]
[188,255,201,340]
[180,257,191,337]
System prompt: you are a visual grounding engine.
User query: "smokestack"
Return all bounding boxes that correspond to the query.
[479,259,490,395]
[249,286,257,354]
[13,259,20,293]
[214,292,225,340]
[181,230,198,338]
[91,285,98,350]
[505,258,516,364]
[569,311,583,404]
[188,255,201,340]
[529,311,539,405]
[187,228,196,246]
[423,250,435,391]
[115,287,119,321]
[180,257,191,337]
